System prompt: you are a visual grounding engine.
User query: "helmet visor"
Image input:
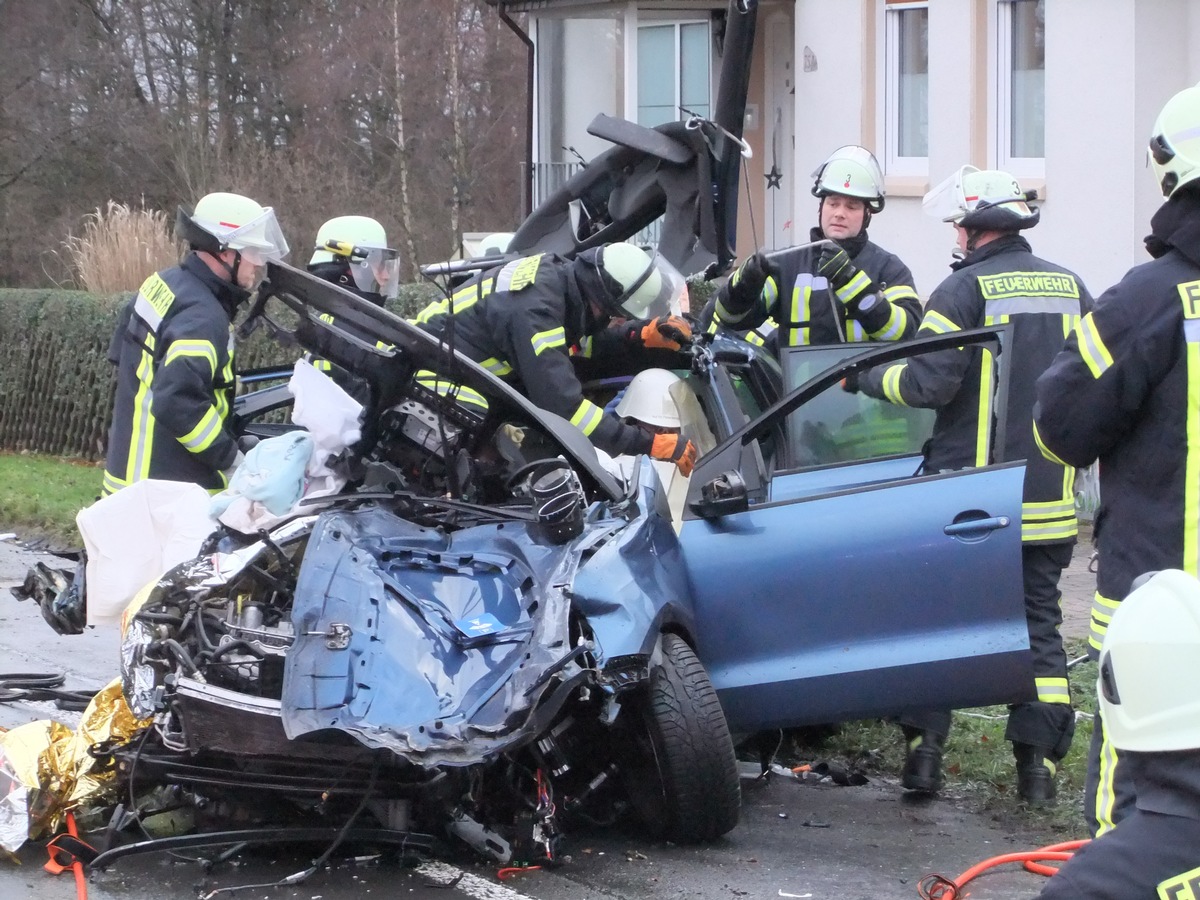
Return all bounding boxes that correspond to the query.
[348,247,401,300]
[922,166,977,223]
[614,251,688,320]
[223,207,290,262]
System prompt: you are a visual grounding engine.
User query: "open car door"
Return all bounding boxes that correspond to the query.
[678,327,1034,732]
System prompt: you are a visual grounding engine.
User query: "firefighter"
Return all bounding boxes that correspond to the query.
[706,145,921,350]
[307,215,400,307]
[102,192,289,496]
[852,166,1093,802]
[1035,570,1200,899]
[1033,82,1200,836]
[413,243,698,472]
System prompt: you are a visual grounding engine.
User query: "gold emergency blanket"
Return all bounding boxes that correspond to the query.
[0,678,149,838]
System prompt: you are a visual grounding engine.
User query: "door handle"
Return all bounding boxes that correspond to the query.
[944,515,1010,536]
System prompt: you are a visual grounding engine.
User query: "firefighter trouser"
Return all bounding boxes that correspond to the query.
[1004,542,1076,759]
[1086,698,1137,838]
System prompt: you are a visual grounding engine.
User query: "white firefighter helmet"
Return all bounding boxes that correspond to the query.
[1149,82,1200,198]
[922,165,1040,231]
[183,192,289,263]
[479,232,514,256]
[1098,569,1200,753]
[811,145,886,212]
[615,369,685,430]
[593,243,688,320]
[309,215,399,299]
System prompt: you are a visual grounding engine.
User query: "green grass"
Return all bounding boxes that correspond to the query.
[747,637,1097,837]
[0,452,100,544]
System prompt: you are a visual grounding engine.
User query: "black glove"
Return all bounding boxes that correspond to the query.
[818,245,879,318]
[817,245,858,291]
[841,370,860,394]
[725,251,778,314]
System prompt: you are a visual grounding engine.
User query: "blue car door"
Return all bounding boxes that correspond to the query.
[679,327,1034,732]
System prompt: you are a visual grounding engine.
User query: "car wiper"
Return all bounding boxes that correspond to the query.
[346,490,538,524]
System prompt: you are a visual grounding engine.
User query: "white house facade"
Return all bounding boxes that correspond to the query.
[498,0,1200,299]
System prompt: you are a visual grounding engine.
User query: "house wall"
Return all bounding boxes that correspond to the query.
[535,17,623,163]
[779,0,1200,304]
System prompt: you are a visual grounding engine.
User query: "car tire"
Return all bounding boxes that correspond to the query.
[624,632,740,842]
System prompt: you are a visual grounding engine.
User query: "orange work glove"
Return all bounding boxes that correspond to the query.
[639,314,693,351]
[651,433,698,475]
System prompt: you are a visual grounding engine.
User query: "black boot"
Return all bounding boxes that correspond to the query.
[901,732,944,794]
[1014,744,1057,805]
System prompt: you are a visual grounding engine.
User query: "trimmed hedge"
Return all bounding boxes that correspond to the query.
[0,281,441,461]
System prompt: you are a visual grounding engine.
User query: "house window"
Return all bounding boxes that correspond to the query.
[998,0,1045,166]
[637,21,710,128]
[884,1,929,174]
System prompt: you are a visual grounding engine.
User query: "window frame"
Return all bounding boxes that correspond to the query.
[879,0,930,178]
[635,17,712,128]
[993,0,1046,178]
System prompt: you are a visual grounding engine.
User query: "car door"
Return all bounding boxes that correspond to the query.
[678,326,1034,732]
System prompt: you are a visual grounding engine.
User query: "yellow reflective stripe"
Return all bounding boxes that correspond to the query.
[846,319,865,342]
[314,359,333,372]
[884,284,919,305]
[1025,498,1076,517]
[318,312,335,324]
[216,349,234,422]
[1076,313,1113,379]
[480,357,513,377]
[918,310,960,335]
[414,277,493,324]
[762,275,779,308]
[745,331,765,346]
[178,405,223,453]
[570,399,604,436]
[1022,519,1078,542]
[128,350,155,482]
[101,470,128,496]
[788,284,812,346]
[1187,337,1200,576]
[834,269,872,303]
[163,339,218,375]
[576,336,596,358]
[1088,591,1120,654]
[880,364,909,406]
[1033,420,1068,466]
[1034,677,1071,704]
[414,370,489,410]
[531,326,566,356]
[868,304,907,342]
[974,348,995,467]
[1094,718,1121,837]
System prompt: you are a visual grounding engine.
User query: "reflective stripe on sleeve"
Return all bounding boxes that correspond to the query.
[178,405,223,454]
[918,310,960,336]
[834,269,872,303]
[163,339,218,377]
[531,326,566,356]
[868,303,908,342]
[880,364,909,406]
[1033,420,1068,466]
[479,357,514,377]
[1034,677,1071,704]
[569,399,604,436]
[1076,313,1113,379]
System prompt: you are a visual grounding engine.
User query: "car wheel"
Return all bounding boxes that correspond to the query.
[623,633,740,842]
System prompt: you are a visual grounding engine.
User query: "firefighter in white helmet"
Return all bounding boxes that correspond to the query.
[1035,570,1200,899]
[413,243,698,472]
[707,145,921,350]
[1035,81,1200,837]
[103,192,289,496]
[308,215,400,307]
[851,166,1093,803]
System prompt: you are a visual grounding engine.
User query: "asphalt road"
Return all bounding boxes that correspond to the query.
[0,538,1083,900]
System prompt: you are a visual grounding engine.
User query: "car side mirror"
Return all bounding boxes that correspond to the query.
[689,470,749,518]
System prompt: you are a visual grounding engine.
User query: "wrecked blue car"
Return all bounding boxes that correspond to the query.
[111,259,1033,866]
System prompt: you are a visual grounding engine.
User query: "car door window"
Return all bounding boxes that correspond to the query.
[779,345,937,470]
